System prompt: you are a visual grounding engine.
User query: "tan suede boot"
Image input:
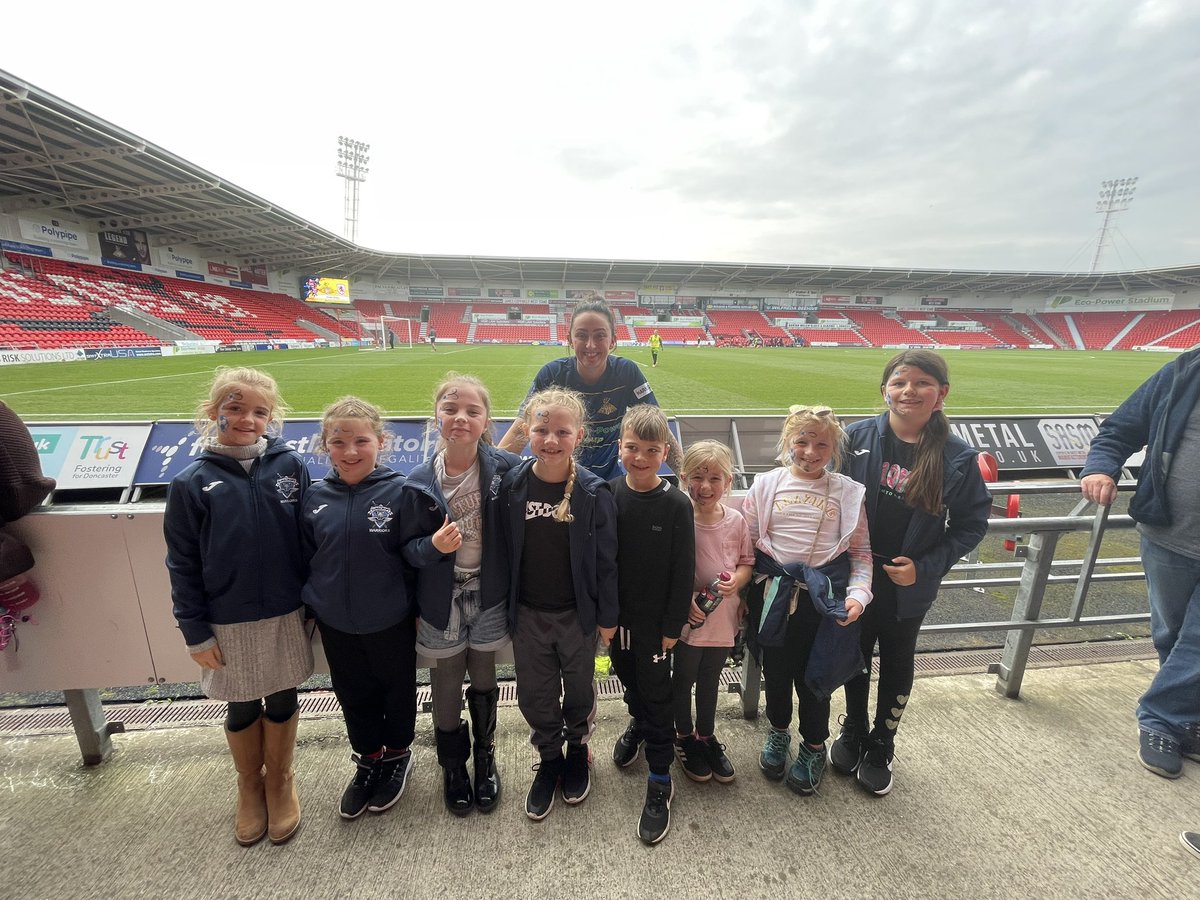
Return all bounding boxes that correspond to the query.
[262,711,301,844]
[225,717,267,846]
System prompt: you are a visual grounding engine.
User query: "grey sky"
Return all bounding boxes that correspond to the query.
[5,0,1197,271]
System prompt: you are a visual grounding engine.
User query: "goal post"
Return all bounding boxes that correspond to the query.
[376,316,417,350]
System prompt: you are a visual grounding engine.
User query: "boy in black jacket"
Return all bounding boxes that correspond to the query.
[608,406,695,845]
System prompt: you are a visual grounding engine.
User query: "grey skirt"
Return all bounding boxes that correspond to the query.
[201,608,314,703]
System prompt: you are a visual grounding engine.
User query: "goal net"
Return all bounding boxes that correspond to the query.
[368,316,418,350]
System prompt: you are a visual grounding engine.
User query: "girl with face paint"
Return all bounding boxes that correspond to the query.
[741,405,873,799]
[670,440,754,785]
[831,351,990,798]
[164,367,313,846]
[398,373,522,816]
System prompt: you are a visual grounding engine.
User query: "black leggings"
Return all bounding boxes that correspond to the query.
[226,689,299,733]
[842,569,924,740]
[671,642,728,737]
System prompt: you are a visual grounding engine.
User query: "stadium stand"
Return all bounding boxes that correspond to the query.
[0,266,161,348]
[843,309,935,346]
[971,313,1037,349]
[1114,310,1200,350]
[924,329,1006,349]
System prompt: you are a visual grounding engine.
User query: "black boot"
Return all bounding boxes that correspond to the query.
[467,687,501,813]
[435,722,473,816]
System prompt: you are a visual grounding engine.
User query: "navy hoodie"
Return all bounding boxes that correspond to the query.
[301,465,412,634]
[164,437,309,646]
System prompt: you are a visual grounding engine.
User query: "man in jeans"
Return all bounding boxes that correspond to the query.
[1081,347,1200,779]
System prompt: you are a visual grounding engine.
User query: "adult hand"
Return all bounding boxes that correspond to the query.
[431,515,462,554]
[598,625,616,644]
[191,645,225,670]
[883,556,917,586]
[661,635,678,654]
[1081,473,1117,506]
[839,598,864,625]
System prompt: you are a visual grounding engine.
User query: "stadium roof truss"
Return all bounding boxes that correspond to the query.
[4,69,1200,297]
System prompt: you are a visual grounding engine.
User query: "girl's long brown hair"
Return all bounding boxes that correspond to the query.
[882,350,950,516]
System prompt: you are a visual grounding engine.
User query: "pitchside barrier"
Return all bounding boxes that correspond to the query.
[3,414,1142,764]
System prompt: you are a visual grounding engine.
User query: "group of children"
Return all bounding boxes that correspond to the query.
[165,342,989,848]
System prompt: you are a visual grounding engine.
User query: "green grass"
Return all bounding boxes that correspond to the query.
[0,345,1175,420]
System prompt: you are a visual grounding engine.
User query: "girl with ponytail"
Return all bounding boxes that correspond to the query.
[499,387,619,822]
[831,350,991,797]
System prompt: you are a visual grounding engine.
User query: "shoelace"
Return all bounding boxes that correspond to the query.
[1146,732,1179,752]
[765,730,789,756]
[795,745,824,794]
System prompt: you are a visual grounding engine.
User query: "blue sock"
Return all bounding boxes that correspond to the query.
[649,772,671,786]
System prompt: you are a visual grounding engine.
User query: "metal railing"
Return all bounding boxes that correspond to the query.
[739,480,1146,714]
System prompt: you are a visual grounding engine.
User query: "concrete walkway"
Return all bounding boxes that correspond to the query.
[2,660,1197,899]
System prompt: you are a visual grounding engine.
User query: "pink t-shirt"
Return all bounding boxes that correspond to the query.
[680,505,755,648]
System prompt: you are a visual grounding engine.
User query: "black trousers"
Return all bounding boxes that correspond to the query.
[610,626,674,775]
[318,617,417,755]
[842,567,925,740]
[761,584,831,745]
[671,641,728,737]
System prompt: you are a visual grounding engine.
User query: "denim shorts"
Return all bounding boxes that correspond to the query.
[417,587,510,658]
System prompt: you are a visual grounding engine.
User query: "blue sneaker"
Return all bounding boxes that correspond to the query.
[1139,728,1183,779]
[785,742,827,796]
[759,728,791,781]
[1181,723,1200,763]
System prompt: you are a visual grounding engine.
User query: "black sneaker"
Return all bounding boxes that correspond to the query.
[1139,728,1183,779]
[698,734,736,783]
[828,715,867,776]
[613,719,644,768]
[856,734,895,796]
[368,748,414,813]
[674,733,713,783]
[525,755,563,821]
[340,754,380,820]
[638,777,674,845]
[562,743,592,805]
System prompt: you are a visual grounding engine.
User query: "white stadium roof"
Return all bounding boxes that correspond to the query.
[3,68,1199,297]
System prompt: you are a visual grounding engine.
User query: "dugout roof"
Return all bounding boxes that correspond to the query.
[4,69,1199,296]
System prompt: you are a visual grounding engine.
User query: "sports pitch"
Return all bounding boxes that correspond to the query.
[0,345,1174,421]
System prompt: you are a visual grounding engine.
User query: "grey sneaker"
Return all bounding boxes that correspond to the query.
[1139,728,1183,779]
[828,715,867,775]
[1181,832,1200,861]
[759,728,791,781]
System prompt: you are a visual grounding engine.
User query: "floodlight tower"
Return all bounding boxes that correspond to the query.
[337,136,370,243]
[1090,177,1138,273]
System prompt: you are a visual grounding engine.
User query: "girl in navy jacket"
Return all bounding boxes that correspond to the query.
[397,373,520,816]
[164,367,312,847]
[832,350,990,797]
[499,387,619,823]
[301,396,416,822]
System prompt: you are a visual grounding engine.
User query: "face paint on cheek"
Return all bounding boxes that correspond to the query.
[218,415,228,432]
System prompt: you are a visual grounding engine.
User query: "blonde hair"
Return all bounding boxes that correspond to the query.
[523,387,588,523]
[681,440,734,482]
[429,372,495,452]
[776,405,846,469]
[619,404,682,472]
[194,367,286,442]
[318,396,386,452]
